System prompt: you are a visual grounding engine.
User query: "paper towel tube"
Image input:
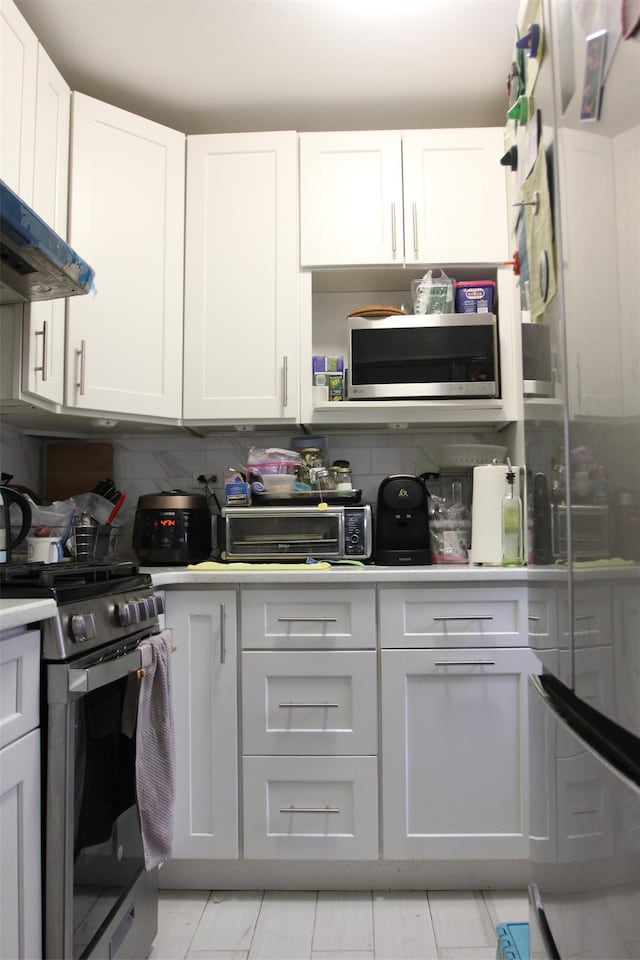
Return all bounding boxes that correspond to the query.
[470,464,522,565]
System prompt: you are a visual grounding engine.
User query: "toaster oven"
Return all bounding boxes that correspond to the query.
[220,505,372,561]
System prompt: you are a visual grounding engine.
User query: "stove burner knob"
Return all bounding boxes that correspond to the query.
[136,598,150,621]
[70,613,97,643]
[116,601,140,626]
[152,594,165,616]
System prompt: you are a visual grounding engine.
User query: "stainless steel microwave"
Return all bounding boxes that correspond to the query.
[220,505,372,561]
[347,314,499,400]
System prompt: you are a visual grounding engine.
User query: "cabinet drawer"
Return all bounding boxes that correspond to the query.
[241,587,376,649]
[242,650,377,755]
[242,756,378,859]
[0,629,40,748]
[379,586,527,648]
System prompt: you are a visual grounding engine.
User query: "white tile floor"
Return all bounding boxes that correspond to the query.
[152,889,529,960]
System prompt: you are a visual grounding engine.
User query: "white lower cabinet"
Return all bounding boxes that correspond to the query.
[243,755,378,860]
[381,646,539,860]
[165,590,239,859]
[0,628,41,960]
[240,586,379,860]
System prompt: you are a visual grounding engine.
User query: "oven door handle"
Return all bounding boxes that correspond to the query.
[68,645,147,695]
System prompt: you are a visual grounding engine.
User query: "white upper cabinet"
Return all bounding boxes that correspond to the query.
[402,128,509,264]
[66,93,185,419]
[183,131,300,423]
[22,45,70,406]
[299,128,509,267]
[299,131,403,266]
[0,0,37,202]
[558,127,623,419]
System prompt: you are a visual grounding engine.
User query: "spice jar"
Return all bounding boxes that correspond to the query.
[330,461,352,491]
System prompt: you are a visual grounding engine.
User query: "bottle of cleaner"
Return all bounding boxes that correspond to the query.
[502,460,523,566]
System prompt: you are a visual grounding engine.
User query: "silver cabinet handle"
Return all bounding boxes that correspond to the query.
[575,614,595,621]
[412,202,418,253]
[391,203,397,254]
[279,806,340,814]
[434,660,496,666]
[34,320,49,381]
[220,603,226,664]
[276,617,338,623]
[77,339,86,396]
[282,355,288,408]
[432,615,494,622]
[528,615,541,621]
[278,702,339,709]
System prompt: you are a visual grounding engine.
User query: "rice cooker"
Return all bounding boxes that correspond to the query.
[132,490,212,565]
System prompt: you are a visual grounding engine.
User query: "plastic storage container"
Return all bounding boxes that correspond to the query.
[454,280,495,313]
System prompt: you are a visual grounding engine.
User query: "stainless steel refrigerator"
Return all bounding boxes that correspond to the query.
[510,1,640,957]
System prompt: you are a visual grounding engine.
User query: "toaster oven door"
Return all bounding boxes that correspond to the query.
[224,510,343,560]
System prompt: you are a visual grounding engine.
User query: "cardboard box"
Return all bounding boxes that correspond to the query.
[312,355,344,373]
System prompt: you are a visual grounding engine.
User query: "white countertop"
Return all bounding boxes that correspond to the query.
[0,597,58,632]
[145,563,531,587]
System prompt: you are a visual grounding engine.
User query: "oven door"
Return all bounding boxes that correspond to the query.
[45,639,159,960]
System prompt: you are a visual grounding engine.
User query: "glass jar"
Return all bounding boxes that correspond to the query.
[330,462,352,490]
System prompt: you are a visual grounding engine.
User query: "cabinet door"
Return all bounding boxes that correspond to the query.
[241,585,376,650]
[243,755,378,860]
[299,131,403,266]
[558,127,622,417]
[184,132,299,422]
[402,128,509,264]
[0,730,42,960]
[165,590,238,859]
[381,647,538,859]
[66,93,185,418]
[0,0,37,202]
[379,584,527,649]
[22,45,70,405]
[242,650,377,755]
[0,629,39,748]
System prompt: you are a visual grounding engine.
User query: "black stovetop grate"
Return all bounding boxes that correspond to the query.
[0,560,144,600]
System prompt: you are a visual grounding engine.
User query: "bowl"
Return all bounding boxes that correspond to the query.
[259,473,299,493]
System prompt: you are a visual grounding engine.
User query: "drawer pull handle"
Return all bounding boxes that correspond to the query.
[575,614,595,621]
[276,617,338,623]
[528,616,541,621]
[432,615,494,622]
[434,659,496,667]
[278,702,339,709]
[279,806,340,814]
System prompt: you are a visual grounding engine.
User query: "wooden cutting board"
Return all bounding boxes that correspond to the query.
[45,442,114,501]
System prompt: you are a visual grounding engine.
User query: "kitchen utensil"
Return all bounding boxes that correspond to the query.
[26,536,63,563]
[347,304,405,318]
[132,491,212,565]
[0,484,32,563]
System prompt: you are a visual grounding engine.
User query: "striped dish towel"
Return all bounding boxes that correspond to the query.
[135,630,176,870]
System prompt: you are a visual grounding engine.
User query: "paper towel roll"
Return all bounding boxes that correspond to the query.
[470,464,522,565]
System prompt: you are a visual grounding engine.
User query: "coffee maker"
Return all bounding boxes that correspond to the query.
[374,475,431,565]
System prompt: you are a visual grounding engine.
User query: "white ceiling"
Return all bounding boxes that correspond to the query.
[14,0,521,134]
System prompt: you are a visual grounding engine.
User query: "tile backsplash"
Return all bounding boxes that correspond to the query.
[0,423,501,560]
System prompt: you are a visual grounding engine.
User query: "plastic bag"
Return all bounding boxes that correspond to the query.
[412,269,455,315]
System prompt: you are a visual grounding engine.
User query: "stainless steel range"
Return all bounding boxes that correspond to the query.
[1,561,164,960]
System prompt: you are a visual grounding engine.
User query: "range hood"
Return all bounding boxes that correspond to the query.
[0,179,95,305]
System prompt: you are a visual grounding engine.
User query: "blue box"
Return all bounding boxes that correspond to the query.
[455,280,495,313]
[496,922,529,960]
[225,479,251,505]
[312,355,344,373]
